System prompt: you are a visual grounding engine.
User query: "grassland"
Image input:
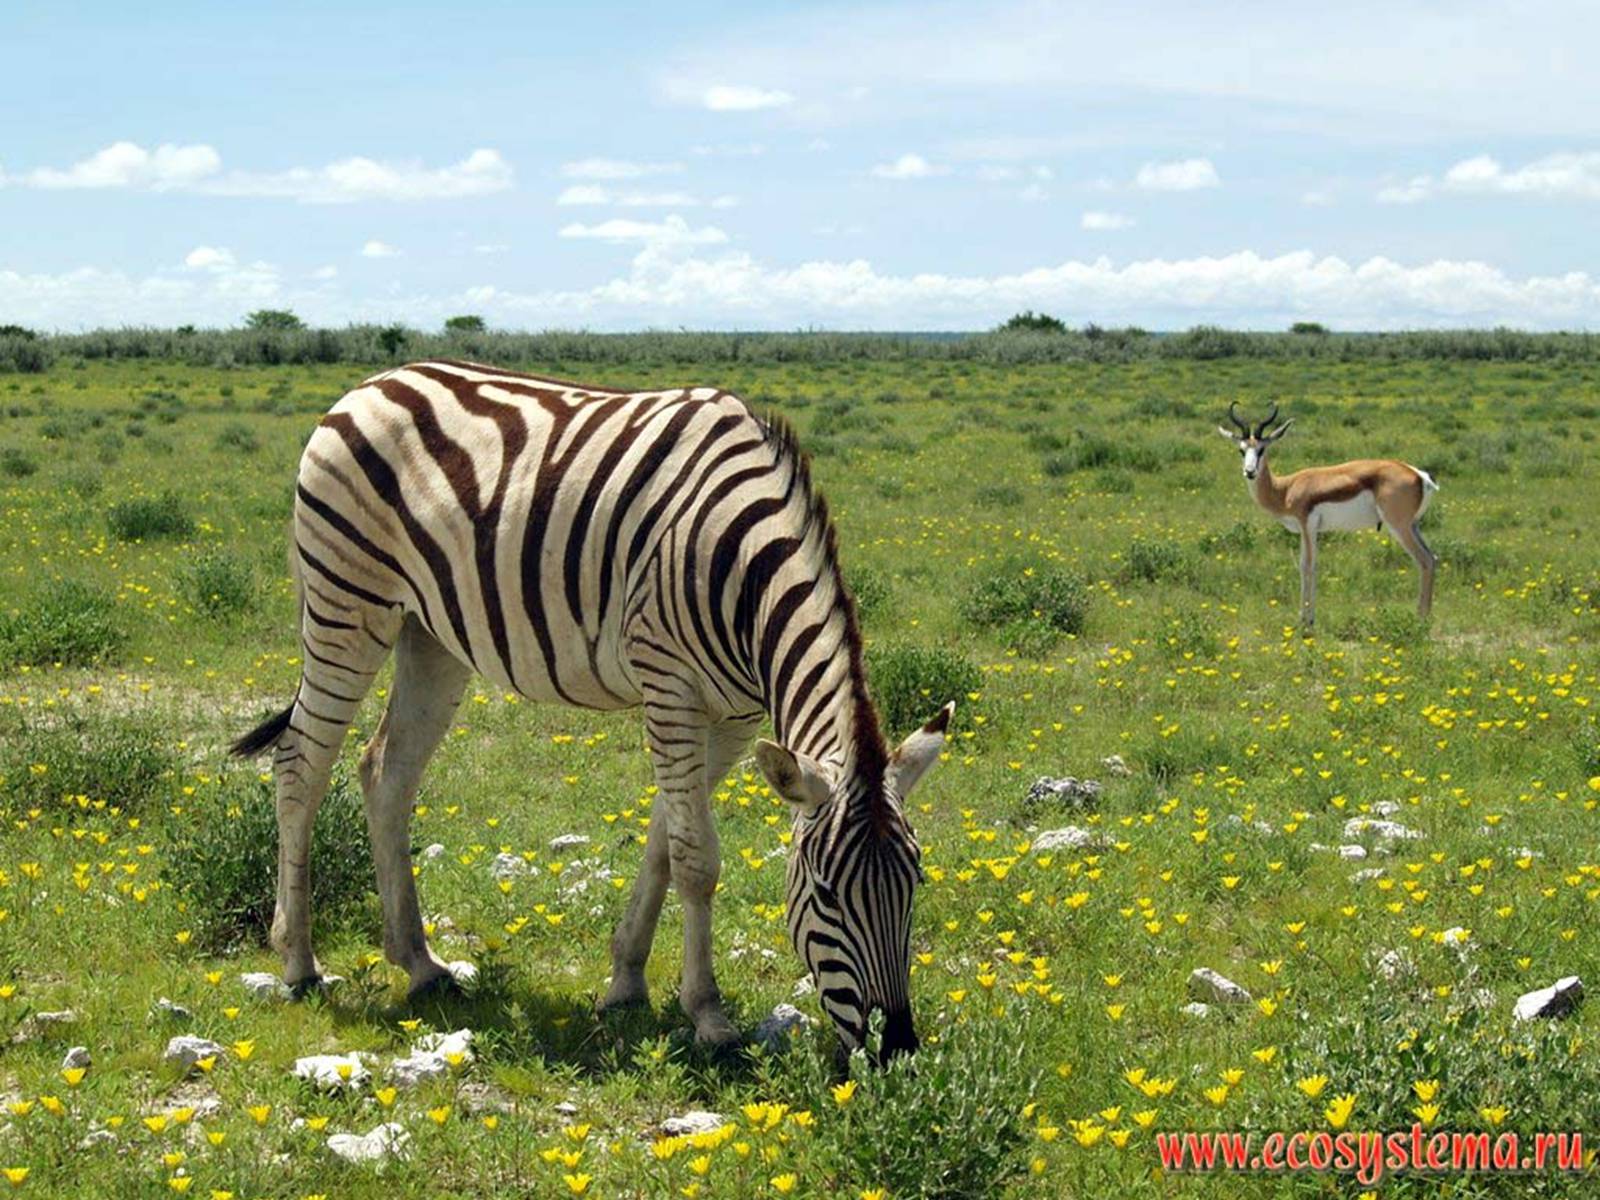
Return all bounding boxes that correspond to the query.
[0,351,1597,1198]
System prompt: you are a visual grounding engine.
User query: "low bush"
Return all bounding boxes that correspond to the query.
[179,548,256,616]
[0,446,38,477]
[107,491,195,541]
[867,644,981,739]
[1124,535,1194,583]
[960,561,1088,636]
[165,770,374,952]
[0,710,176,812]
[0,578,125,668]
[845,563,893,624]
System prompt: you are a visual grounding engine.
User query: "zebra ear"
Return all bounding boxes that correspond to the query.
[754,740,832,813]
[890,701,954,797]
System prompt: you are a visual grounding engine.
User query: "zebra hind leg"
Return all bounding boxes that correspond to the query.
[268,604,399,993]
[357,615,472,998]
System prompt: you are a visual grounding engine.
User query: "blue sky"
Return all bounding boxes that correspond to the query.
[4,0,1599,330]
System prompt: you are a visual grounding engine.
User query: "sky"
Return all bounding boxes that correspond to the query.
[3,0,1600,332]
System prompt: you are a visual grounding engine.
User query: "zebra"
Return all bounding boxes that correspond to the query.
[229,359,951,1057]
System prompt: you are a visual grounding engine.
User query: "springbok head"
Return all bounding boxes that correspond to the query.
[1217,401,1294,480]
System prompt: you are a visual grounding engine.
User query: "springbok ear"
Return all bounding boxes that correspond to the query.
[1216,425,1241,441]
[754,740,832,814]
[890,701,954,797]
[1265,418,1295,441]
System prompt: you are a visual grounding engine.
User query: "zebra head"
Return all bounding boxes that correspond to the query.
[755,702,953,1063]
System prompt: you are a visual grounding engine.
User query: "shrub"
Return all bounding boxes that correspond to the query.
[960,561,1088,636]
[214,421,260,453]
[0,446,37,477]
[973,483,1023,507]
[165,770,374,951]
[0,710,176,812]
[0,578,125,668]
[179,548,256,616]
[867,644,981,739]
[997,310,1067,334]
[107,491,195,541]
[444,315,487,334]
[1124,535,1193,583]
[845,564,893,623]
[1197,520,1258,554]
[244,309,304,331]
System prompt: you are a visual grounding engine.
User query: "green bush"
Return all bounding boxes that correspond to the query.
[1124,536,1193,583]
[107,491,195,541]
[867,644,980,739]
[845,564,893,624]
[179,548,256,616]
[213,421,260,453]
[165,770,374,952]
[0,710,177,812]
[1197,520,1258,554]
[960,561,1088,636]
[0,578,125,668]
[0,446,38,478]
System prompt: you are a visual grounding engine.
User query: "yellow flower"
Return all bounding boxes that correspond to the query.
[375,1087,397,1109]
[771,1175,798,1194]
[1073,1122,1106,1147]
[246,1105,270,1126]
[168,1178,194,1194]
[1412,1080,1440,1102]
[2,1168,28,1187]
[861,1191,888,1200]
[231,1040,254,1061]
[1413,1103,1440,1126]
[832,1080,857,1107]
[563,1175,592,1196]
[1296,1074,1328,1099]
[427,1106,451,1126]
[1480,1106,1508,1127]
[1325,1094,1357,1129]
[1203,1085,1230,1107]
[37,1097,63,1117]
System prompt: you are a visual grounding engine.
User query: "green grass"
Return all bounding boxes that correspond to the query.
[0,354,1596,1197]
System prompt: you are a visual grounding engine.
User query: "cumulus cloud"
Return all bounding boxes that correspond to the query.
[183,245,236,271]
[559,158,683,180]
[556,185,702,207]
[8,142,510,202]
[1134,157,1220,191]
[1081,211,1134,230]
[870,153,945,180]
[701,85,794,111]
[14,247,1600,332]
[1387,151,1600,203]
[557,215,729,247]
[360,240,400,258]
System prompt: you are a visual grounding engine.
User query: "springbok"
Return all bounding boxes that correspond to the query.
[1217,402,1438,629]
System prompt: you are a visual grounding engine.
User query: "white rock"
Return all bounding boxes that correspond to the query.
[1350,868,1386,883]
[62,1046,91,1071]
[661,1111,726,1137]
[1439,927,1476,956]
[241,972,293,1001]
[1342,817,1424,843]
[1223,814,1275,835]
[422,843,446,860]
[1030,826,1109,853]
[553,1101,580,1116]
[1513,976,1584,1022]
[292,1053,371,1091]
[490,853,532,881]
[1371,801,1400,817]
[326,1123,409,1165]
[1373,949,1414,982]
[1188,967,1252,1005]
[390,1029,475,1089]
[549,834,591,851]
[1101,754,1132,778]
[164,1035,224,1071]
[1180,1002,1212,1018]
[791,976,816,999]
[152,997,192,1022]
[77,1129,118,1150]
[445,961,478,988]
[753,1003,809,1048]
[1338,844,1368,860]
[1025,777,1103,810]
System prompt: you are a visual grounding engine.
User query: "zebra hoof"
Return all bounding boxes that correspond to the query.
[286,974,325,1000]
[407,973,465,1004]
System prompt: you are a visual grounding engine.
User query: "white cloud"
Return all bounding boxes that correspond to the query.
[1376,175,1434,204]
[1300,189,1335,207]
[312,265,339,280]
[1443,151,1600,200]
[361,240,400,258]
[701,84,794,111]
[9,142,510,202]
[1081,210,1134,230]
[183,245,236,271]
[710,195,741,209]
[559,158,683,180]
[691,143,767,157]
[557,215,729,247]
[870,153,946,180]
[557,185,702,207]
[1018,184,1047,203]
[1134,157,1220,191]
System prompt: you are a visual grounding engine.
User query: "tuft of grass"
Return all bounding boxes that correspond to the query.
[0,710,177,813]
[845,563,893,624]
[106,491,195,541]
[0,445,38,477]
[1124,535,1194,584]
[0,578,126,668]
[867,643,981,739]
[960,560,1088,638]
[179,547,256,616]
[213,420,261,453]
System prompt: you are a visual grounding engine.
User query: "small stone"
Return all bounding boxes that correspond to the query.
[553,1101,580,1117]
[422,843,446,860]
[390,1029,475,1089]
[326,1122,409,1164]
[1342,817,1425,844]
[753,1003,809,1049]
[549,833,591,851]
[152,997,193,1023]
[1030,826,1109,853]
[1223,814,1275,835]
[1439,927,1476,956]
[1373,948,1414,982]
[77,1129,118,1150]
[62,1046,92,1071]
[164,1035,224,1071]
[445,961,478,988]
[1338,844,1368,860]
[490,853,531,881]
[292,1053,371,1091]
[1188,967,1252,1005]
[1180,1002,1212,1018]
[1513,976,1583,1023]
[792,975,816,999]
[1350,868,1386,883]
[1371,801,1400,817]
[1024,776,1103,812]
[660,1111,726,1137]
[16,1009,80,1040]
[240,972,293,1001]
[1101,754,1132,778]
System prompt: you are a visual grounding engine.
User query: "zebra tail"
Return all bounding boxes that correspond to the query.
[230,516,305,759]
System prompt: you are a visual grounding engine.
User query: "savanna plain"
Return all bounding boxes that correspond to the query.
[0,345,1597,1198]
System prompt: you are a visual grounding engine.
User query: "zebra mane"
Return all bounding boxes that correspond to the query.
[759,411,893,812]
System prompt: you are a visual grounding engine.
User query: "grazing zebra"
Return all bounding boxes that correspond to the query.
[230,359,950,1056]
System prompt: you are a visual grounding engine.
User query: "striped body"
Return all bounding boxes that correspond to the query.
[238,359,948,1056]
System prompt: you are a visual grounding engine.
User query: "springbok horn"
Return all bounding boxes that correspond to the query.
[1227,401,1249,435]
[1254,402,1279,439]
